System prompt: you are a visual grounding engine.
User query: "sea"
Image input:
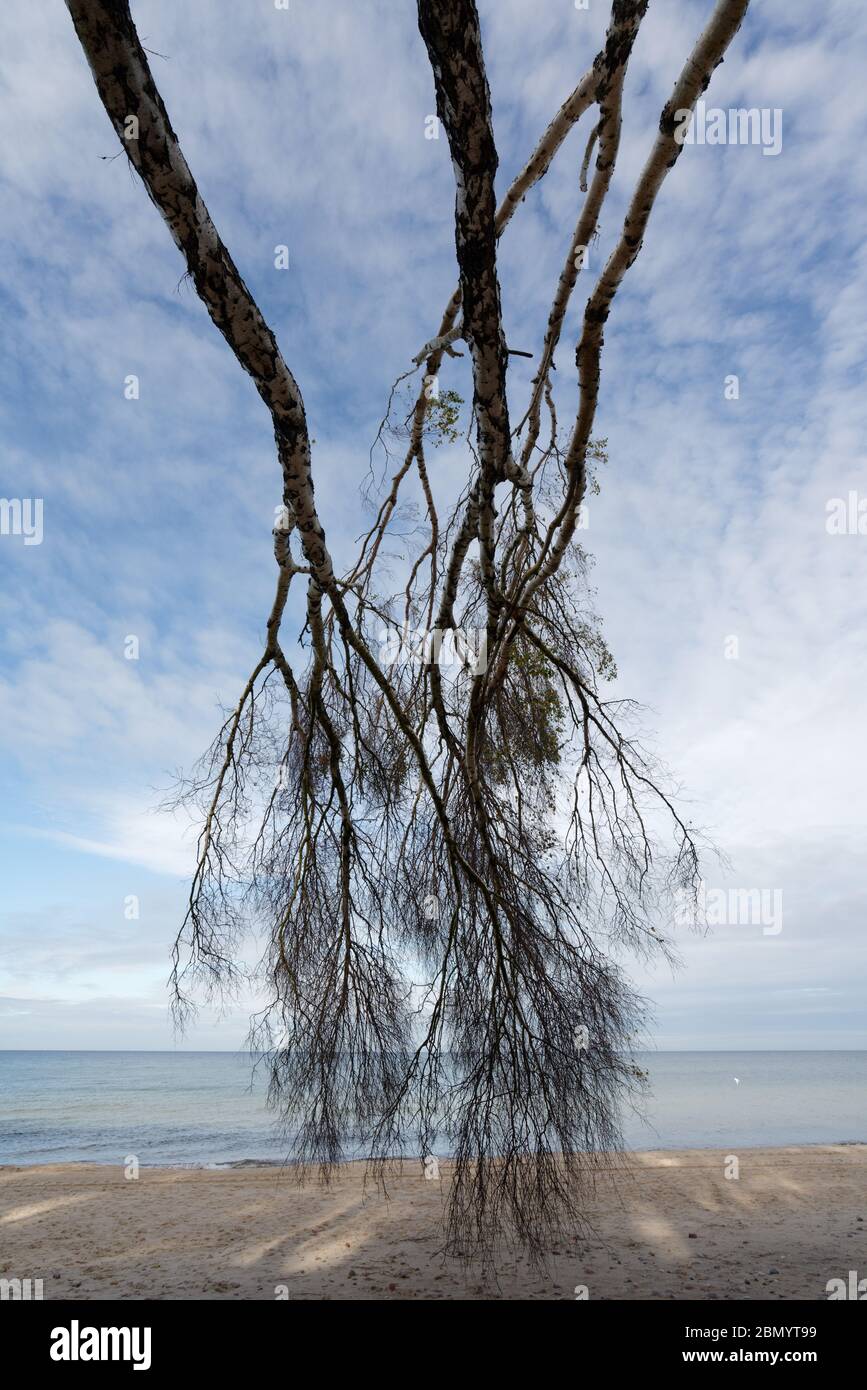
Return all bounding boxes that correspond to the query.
[0,1050,864,1167]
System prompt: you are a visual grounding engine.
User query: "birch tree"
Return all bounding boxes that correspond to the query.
[66,0,750,1262]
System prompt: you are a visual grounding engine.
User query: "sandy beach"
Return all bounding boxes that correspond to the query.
[1,1145,864,1300]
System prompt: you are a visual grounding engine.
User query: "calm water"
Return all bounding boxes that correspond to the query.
[0,1051,864,1166]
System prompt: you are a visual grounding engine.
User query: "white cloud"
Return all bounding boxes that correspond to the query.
[1,0,865,1049]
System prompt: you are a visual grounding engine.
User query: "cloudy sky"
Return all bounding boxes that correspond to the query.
[1,0,865,1052]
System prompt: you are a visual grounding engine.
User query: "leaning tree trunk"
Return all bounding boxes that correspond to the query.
[65,0,750,1263]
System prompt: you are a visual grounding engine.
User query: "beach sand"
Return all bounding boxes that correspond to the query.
[1,1145,864,1300]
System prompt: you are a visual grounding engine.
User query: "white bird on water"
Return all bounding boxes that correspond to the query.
[733,1077,740,1086]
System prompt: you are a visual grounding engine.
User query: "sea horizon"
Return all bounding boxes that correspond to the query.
[2,1049,865,1168]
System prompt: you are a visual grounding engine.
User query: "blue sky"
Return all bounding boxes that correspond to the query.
[1,0,866,1050]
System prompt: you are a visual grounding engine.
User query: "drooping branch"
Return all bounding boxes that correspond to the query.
[418,0,512,483]
[352,23,624,604]
[67,0,751,1266]
[516,0,751,615]
[515,1,648,486]
[65,0,335,592]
